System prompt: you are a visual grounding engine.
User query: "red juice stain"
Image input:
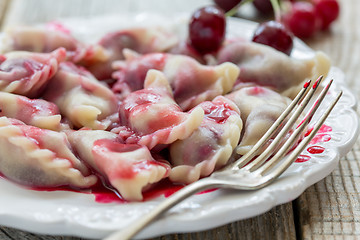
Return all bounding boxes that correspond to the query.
[143,179,184,201]
[304,124,332,143]
[198,188,218,194]
[310,134,331,145]
[303,79,311,88]
[319,124,332,133]
[0,170,217,204]
[307,145,325,154]
[92,179,217,203]
[295,154,311,163]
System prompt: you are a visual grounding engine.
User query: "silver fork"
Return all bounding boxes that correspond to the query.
[105,76,342,240]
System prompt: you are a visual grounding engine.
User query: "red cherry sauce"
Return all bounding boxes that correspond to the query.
[112,53,167,94]
[0,172,215,204]
[202,100,237,124]
[15,96,60,121]
[295,124,331,163]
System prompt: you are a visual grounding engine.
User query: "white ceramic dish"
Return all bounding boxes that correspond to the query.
[0,14,358,239]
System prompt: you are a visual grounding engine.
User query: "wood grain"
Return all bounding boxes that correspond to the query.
[0,0,358,239]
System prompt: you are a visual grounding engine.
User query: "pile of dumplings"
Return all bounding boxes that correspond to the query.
[0,22,330,201]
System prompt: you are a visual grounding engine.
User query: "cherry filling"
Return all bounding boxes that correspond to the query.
[202,101,234,123]
[119,91,163,126]
[112,53,167,94]
[92,139,169,179]
[0,58,43,79]
[16,97,60,118]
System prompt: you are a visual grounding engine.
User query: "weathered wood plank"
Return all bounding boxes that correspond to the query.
[295,142,360,239]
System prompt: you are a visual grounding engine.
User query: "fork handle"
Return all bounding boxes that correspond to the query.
[104,178,216,240]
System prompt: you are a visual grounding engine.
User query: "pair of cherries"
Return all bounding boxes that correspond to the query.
[188,0,339,56]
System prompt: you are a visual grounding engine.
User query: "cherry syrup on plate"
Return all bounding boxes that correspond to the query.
[295,124,332,163]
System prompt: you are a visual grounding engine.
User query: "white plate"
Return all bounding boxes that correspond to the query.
[0,14,358,239]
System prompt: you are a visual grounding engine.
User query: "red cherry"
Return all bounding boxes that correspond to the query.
[282,2,317,39]
[253,0,273,15]
[213,0,242,12]
[189,6,226,54]
[314,0,340,30]
[252,20,294,55]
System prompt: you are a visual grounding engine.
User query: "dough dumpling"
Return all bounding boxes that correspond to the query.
[118,69,204,149]
[170,96,242,184]
[43,62,118,130]
[0,117,97,188]
[0,48,66,98]
[112,50,239,110]
[68,129,170,201]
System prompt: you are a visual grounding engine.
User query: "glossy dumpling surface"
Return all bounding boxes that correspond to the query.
[226,86,292,155]
[86,26,178,80]
[43,61,118,130]
[67,129,170,201]
[0,92,61,130]
[169,96,242,183]
[119,69,204,149]
[113,50,239,110]
[0,117,97,188]
[0,48,66,98]
[217,40,330,98]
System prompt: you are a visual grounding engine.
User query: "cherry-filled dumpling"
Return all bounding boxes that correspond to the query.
[0,92,62,131]
[2,25,108,64]
[119,69,204,150]
[0,117,97,188]
[86,26,178,80]
[0,48,66,98]
[217,40,330,98]
[43,62,118,130]
[112,50,239,110]
[67,129,170,201]
[169,96,242,184]
[225,86,292,155]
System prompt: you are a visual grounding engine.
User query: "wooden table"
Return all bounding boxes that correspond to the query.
[0,0,359,239]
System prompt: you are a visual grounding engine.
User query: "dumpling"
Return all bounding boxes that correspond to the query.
[118,69,204,149]
[0,92,61,131]
[86,27,178,80]
[2,25,108,64]
[67,129,170,201]
[0,117,97,188]
[43,62,118,130]
[112,50,239,110]
[217,40,330,98]
[169,96,242,184]
[0,48,66,98]
[225,86,292,155]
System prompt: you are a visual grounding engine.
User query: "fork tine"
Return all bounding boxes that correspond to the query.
[257,81,338,176]
[259,90,342,181]
[244,76,325,171]
[224,78,314,171]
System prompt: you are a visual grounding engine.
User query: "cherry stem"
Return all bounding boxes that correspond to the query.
[225,0,254,17]
[270,0,282,22]
[225,0,282,21]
